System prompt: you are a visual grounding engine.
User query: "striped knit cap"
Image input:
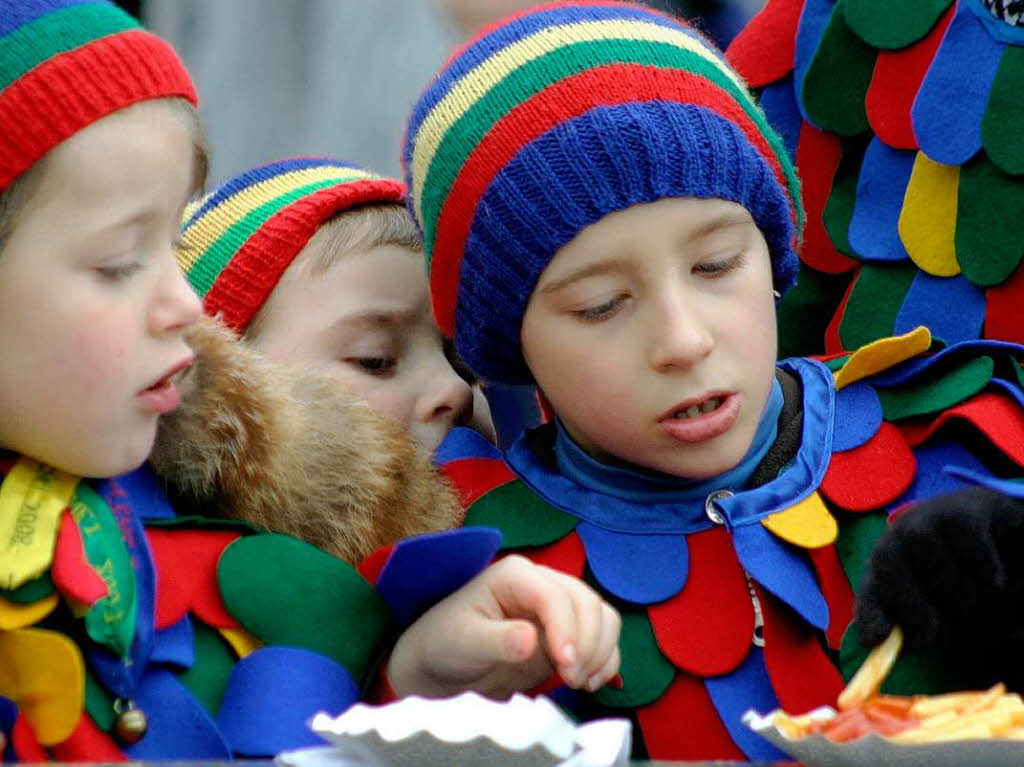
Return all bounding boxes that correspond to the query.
[403,0,803,384]
[0,0,197,192]
[177,157,406,334]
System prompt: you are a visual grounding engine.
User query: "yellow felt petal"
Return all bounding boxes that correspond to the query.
[219,626,263,658]
[899,152,960,277]
[0,592,58,630]
[833,326,932,390]
[761,492,838,548]
[0,628,84,745]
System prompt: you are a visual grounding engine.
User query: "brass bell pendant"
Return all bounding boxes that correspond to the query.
[112,700,148,744]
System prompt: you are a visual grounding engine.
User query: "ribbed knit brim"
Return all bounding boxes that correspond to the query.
[0,0,197,191]
[177,157,406,334]
[403,0,803,384]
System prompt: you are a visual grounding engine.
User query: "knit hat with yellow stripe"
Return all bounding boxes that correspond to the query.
[0,0,196,192]
[177,157,405,334]
[403,0,802,384]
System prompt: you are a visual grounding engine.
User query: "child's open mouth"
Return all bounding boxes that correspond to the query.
[138,356,194,415]
[660,393,740,443]
[671,396,723,419]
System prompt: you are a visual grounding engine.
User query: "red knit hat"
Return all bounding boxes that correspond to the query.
[0,0,197,192]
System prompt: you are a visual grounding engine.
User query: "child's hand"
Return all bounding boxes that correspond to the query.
[388,555,621,700]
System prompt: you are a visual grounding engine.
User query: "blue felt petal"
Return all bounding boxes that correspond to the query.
[104,466,179,520]
[889,440,991,511]
[576,523,688,604]
[149,615,195,670]
[759,75,802,162]
[912,2,1002,165]
[376,527,502,626]
[731,523,829,631]
[123,669,231,760]
[705,647,789,762]
[482,381,543,450]
[216,647,357,756]
[894,273,986,345]
[433,426,502,465]
[793,0,838,125]
[944,466,1024,500]
[990,378,1024,409]
[832,382,883,452]
[0,695,15,761]
[848,139,915,262]
[869,340,1024,387]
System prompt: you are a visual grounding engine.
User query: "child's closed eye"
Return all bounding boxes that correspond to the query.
[693,252,746,277]
[572,294,628,322]
[94,261,143,282]
[348,356,398,376]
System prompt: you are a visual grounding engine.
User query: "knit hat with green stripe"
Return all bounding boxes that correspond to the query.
[403,0,803,384]
[0,0,196,192]
[177,157,406,334]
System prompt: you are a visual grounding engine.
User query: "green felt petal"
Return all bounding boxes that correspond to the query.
[843,0,952,50]
[838,261,918,350]
[217,534,392,682]
[464,480,578,549]
[178,620,234,716]
[593,607,675,708]
[801,0,875,136]
[1,572,55,604]
[956,155,1024,287]
[876,356,994,421]
[823,136,871,255]
[835,512,888,594]
[824,355,853,372]
[778,263,856,358]
[84,667,117,731]
[982,46,1024,176]
[839,624,953,695]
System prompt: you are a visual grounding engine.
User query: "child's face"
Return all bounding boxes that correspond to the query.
[251,241,473,454]
[0,101,202,477]
[521,197,778,479]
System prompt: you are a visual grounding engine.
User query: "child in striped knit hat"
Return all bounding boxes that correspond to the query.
[404,1,1024,761]
[0,2,621,759]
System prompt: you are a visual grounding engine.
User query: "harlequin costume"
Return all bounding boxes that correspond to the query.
[726,0,1024,357]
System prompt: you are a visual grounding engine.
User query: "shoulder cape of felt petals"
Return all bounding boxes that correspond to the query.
[463,478,579,548]
[576,523,688,605]
[760,490,838,547]
[51,509,107,607]
[593,607,675,708]
[899,391,1024,467]
[0,592,58,630]
[726,0,804,86]
[821,421,916,510]
[833,326,932,389]
[636,674,746,760]
[705,648,788,761]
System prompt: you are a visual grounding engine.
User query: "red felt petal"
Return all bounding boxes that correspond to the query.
[726,0,804,87]
[808,545,855,651]
[146,529,242,630]
[51,509,108,606]
[11,715,46,762]
[898,392,1024,467]
[525,531,586,578]
[759,584,844,714]
[797,125,859,274]
[636,672,746,760]
[441,458,517,508]
[820,422,916,511]
[357,544,395,585]
[985,265,1024,345]
[50,714,126,762]
[825,267,860,355]
[648,527,753,676]
[865,5,954,150]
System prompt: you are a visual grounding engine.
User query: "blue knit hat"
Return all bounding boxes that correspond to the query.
[403,1,802,384]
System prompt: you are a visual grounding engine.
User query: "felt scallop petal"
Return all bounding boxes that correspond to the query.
[11,715,47,762]
[823,135,870,257]
[777,264,856,359]
[0,592,57,630]
[732,522,829,630]
[824,269,857,354]
[889,440,991,511]
[982,45,1024,176]
[801,0,876,136]
[525,530,586,578]
[876,354,993,420]
[433,425,501,463]
[49,714,125,762]
[218,627,262,659]
[912,2,1001,165]
[759,76,803,162]
[593,608,675,708]
[821,422,916,510]
[51,509,107,607]
[844,0,953,50]
[833,325,932,389]
[577,524,687,605]
[636,674,746,761]
[647,527,752,676]
[864,5,954,150]
[797,123,859,273]
[217,647,358,756]
[944,466,1024,501]
[866,339,1016,386]
[834,512,888,592]
[831,381,883,451]
[464,480,578,548]
[759,585,844,714]
[838,261,919,350]
[441,458,517,508]
[794,0,839,125]
[374,528,502,627]
[956,155,1024,287]
[808,545,856,650]
[704,648,788,762]
[899,153,960,277]
[761,491,839,547]
[150,616,195,669]
[898,392,1024,466]
[178,620,233,717]
[726,0,804,87]
[985,266,1024,345]
[848,139,915,262]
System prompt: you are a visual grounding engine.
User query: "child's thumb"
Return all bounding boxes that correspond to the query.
[481,618,539,665]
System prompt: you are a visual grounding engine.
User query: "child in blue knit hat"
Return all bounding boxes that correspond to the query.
[403,1,1024,761]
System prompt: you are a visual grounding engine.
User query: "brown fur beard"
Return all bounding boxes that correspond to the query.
[148,315,464,564]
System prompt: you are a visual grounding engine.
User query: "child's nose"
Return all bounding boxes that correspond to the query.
[418,363,474,428]
[153,264,203,335]
[646,294,713,372]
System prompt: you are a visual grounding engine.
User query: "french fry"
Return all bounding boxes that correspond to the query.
[837,626,904,711]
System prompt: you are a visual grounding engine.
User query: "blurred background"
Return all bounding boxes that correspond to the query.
[116,0,766,185]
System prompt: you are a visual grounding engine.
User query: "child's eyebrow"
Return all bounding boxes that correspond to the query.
[538,258,632,295]
[687,212,757,241]
[332,308,419,330]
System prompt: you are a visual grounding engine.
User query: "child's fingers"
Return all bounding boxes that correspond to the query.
[585,645,621,692]
[556,575,607,686]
